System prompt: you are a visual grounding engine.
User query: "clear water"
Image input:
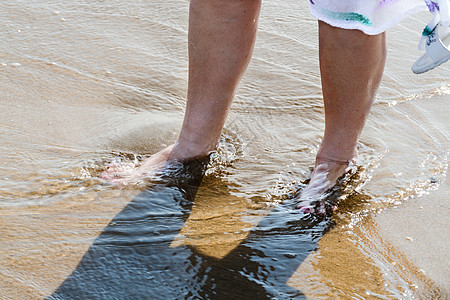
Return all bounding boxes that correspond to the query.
[0,1,448,299]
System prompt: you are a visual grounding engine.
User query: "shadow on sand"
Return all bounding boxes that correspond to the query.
[49,158,334,299]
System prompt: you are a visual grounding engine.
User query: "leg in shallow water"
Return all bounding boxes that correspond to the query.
[296,21,387,213]
[103,0,261,182]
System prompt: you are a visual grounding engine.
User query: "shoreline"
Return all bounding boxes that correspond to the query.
[375,92,449,296]
[375,173,449,296]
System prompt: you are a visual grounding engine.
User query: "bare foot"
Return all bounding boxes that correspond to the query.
[102,139,216,186]
[295,157,355,214]
[102,145,175,186]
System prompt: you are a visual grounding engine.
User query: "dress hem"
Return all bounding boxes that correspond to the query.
[309,5,427,35]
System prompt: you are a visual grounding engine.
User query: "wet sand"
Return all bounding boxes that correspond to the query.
[0,1,449,298]
[376,94,450,296]
[377,174,450,296]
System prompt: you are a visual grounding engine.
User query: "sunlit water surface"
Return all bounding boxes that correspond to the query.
[0,1,448,299]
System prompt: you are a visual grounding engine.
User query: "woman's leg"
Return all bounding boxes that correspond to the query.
[104,0,261,181]
[297,21,387,212]
[173,0,261,160]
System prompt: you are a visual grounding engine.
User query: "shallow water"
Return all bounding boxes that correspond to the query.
[0,1,449,299]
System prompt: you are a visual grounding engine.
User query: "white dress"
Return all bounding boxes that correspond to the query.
[309,0,430,35]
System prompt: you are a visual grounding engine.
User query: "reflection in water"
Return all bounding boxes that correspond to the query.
[49,157,333,299]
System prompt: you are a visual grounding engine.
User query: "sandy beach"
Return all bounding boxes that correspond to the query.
[375,93,449,297]
[0,1,448,298]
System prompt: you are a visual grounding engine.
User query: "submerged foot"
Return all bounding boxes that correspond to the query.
[102,141,214,187]
[101,145,175,186]
[295,156,355,215]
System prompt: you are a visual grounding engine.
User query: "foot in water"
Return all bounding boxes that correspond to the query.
[101,145,175,186]
[101,141,214,186]
[295,156,356,215]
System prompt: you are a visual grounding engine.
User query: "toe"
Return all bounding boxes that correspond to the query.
[298,205,314,214]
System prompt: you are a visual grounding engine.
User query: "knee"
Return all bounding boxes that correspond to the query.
[318,20,386,59]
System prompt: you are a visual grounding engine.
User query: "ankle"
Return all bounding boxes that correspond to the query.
[316,148,357,166]
[315,156,354,166]
[169,138,216,161]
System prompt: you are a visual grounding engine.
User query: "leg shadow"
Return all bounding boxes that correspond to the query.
[49,158,333,299]
[193,204,332,299]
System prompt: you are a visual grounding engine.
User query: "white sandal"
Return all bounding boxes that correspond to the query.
[412,0,450,74]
